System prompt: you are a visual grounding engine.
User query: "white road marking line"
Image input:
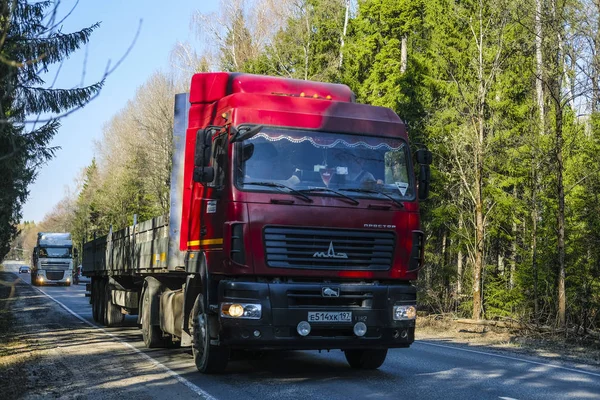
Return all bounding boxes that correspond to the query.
[32,285,217,400]
[416,340,600,378]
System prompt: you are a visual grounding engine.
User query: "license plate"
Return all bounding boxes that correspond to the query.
[307,311,352,323]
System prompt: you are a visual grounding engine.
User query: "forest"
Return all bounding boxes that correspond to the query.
[8,0,600,337]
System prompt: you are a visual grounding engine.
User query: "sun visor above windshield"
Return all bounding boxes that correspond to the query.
[189,72,356,104]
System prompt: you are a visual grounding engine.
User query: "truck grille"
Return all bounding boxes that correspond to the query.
[46,271,65,280]
[41,263,70,269]
[287,288,373,308]
[264,226,395,270]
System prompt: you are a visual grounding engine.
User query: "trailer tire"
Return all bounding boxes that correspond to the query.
[344,349,388,370]
[98,279,107,326]
[141,286,168,348]
[105,282,125,326]
[190,295,229,373]
[91,280,100,322]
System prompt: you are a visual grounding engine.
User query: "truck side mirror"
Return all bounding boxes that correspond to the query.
[194,128,213,168]
[415,148,432,200]
[418,164,431,200]
[193,128,216,183]
[415,149,432,165]
[193,166,215,182]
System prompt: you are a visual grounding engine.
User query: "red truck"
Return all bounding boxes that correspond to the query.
[83,72,431,373]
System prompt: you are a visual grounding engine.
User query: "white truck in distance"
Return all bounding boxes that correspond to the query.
[31,232,75,286]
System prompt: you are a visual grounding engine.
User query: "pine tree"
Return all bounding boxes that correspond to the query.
[0,1,102,258]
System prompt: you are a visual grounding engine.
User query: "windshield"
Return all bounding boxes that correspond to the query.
[39,247,72,258]
[237,127,414,200]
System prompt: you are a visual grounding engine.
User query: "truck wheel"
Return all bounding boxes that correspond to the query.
[190,295,229,373]
[92,280,100,322]
[31,272,38,286]
[98,279,107,326]
[105,282,125,326]
[141,286,168,348]
[344,349,388,369]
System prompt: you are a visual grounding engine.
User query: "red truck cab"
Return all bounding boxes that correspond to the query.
[178,73,431,372]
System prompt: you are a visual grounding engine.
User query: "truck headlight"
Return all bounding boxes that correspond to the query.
[393,305,416,320]
[221,303,262,319]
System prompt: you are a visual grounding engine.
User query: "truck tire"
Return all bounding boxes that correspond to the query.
[141,285,168,348]
[344,349,388,370]
[31,272,38,286]
[190,295,229,373]
[105,282,125,326]
[98,279,107,326]
[92,280,100,322]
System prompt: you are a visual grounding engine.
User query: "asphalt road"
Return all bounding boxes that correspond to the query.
[4,261,600,400]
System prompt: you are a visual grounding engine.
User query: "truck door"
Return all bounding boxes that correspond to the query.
[198,131,228,260]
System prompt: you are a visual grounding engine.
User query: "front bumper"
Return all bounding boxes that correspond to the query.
[217,280,416,350]
[36,269,72,284]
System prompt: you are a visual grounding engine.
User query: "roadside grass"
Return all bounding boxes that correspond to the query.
[0,266,33,399]
[416,314,600,366]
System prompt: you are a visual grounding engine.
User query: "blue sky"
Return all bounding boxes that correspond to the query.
[22,0,218,222]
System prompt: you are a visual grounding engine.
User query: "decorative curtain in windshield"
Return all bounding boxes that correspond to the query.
[238,127,414,199]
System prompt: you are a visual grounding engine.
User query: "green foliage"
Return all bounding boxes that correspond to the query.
[244,0,347,81]
[0,0,102,259]
[68,71,178,242]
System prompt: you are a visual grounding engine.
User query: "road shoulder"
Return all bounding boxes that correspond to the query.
[0,270,206,400]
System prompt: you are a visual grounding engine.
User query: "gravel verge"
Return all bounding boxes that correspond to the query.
[0,268,203,400]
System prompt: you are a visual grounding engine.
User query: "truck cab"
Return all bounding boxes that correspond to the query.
[31,232,74,286]
[181,73,431,371]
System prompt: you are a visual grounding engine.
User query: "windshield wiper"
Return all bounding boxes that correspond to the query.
[300,187,359,205]
[339,188,404,208]
[244,181,313,203]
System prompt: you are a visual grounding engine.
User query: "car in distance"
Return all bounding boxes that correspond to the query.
[19,266,30,274]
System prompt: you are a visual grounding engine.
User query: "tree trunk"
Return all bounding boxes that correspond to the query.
[339,0,350,69]
[556,103,566,328]
[594,0,600,111]
[535,0,545,125]
[531,188,539,318]
[510,186,517,289]
[401,35,408,73]
[457,215,463,295]
[533,0,544,321]
[472,2,486,321]
[552,0,566,329]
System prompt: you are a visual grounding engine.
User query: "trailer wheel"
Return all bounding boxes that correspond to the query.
[91,279,100,322]
[141,286,168,348]
[344,349,388,370]
[98,279,107,326]
[105,281,124,326]
[190,295,229,373]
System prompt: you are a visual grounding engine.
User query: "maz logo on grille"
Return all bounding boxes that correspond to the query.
[322,287,340,297]
[313,241,348,259]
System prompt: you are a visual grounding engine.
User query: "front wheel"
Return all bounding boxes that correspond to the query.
[344,349,388,369]
[190,295,229,373]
